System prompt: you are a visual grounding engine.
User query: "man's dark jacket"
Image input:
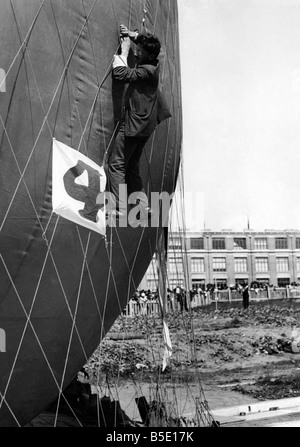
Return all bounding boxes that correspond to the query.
[112,58,171,137]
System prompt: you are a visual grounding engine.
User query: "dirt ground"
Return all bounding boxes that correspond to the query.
[84,299,300,417]
[28,299,300,427]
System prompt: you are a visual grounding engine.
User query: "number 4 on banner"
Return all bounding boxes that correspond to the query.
[52,139,107,236]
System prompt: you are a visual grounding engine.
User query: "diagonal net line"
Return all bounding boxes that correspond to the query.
[14,0,92,155]
[0,215,84,395]
[0,254,84,427]
[0,0,99,234]
[0,216,102,425]
[77,46,118,154]
[0,205,104,424]
[113,225,150,299]
[159,0,181,196]
[135,3,177,263]
[2,0,121,246]
[94,226,152,426]
[93,229,122,424]
[2,0,179,426]
[0,390,21,427]
[1,0,124,427]
[99,227,154,419]
[74,3,177,423]
[66,227,110,426]
[53,231,93,427]
[114,229,140,293]
[101,227,126,338]
[0,115,91,376]
[71,3,148,369]
[45,221,95,361]
[94,228,139,373]
[85,229,115,425]
[0,211,110,425]
[0,107,87,351]
[157,0,177,195]
[110,4,170,287]
[90,1,182,425]
[0,0,120,370]
[75,226,105,324]
[3,0,47,90]
[0,101,95,365]
[140,1,177,210]
[98,3,178,327]
[2,1,95,242]
[0,111,99,376]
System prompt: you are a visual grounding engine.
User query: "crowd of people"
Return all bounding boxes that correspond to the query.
[128,281,300,316]
[130,286,210,314]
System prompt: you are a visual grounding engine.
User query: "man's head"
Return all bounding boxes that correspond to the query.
[135,33,161,64]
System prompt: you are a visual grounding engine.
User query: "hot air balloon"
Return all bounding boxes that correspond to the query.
[0,0,182,426]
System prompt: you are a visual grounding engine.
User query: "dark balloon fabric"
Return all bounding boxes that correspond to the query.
[0,0,182,426]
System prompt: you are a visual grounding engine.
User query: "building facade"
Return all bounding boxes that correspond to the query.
[141,229,300,291]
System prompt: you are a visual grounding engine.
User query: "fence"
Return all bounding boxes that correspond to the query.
[124,299,173,317]
[123,287,300,318]
[210,287,300,303]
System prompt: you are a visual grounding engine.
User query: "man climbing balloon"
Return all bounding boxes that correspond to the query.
[106,24,171,223]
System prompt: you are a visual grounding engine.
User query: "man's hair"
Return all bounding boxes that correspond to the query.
[136,33,161,59]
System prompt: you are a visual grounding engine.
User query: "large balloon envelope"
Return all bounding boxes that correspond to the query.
[0,0,182,426]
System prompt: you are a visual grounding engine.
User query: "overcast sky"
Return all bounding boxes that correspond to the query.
[177,0,300,232]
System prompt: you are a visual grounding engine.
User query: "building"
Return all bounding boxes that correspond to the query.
[140,229,300,291]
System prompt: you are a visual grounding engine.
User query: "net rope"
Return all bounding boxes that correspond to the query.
[0,0,209,428]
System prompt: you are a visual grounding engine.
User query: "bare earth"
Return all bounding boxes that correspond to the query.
[28,299,300,427]
[85,299,300,421]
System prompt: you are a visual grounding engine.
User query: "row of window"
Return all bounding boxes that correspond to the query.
[191,277,292,289]
[167,257,297,274]
[147,277,293,291]
[169,237,300,251]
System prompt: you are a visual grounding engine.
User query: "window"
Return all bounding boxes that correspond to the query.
[168,237,182,250]
[168,256,183,273]
[190,238,204,250]
[275,238,288,249]
[191,258,205,273]
[255,238,268,250]
[255,257,269,272]
[277,278,290,287]
[213,257,226,272]
[296,238,300,249]
[169,279,184,290]
[215,279,227,289]
[276,257,289,272]
[234,258,247,273]
[212,238,225,250]
[297,258,300,272]
[192,279,205,290]
[147,279,158,290]
[233,238,247,250]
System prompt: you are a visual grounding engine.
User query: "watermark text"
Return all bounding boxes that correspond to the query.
[0,69,6,93]
[0,328,6,352]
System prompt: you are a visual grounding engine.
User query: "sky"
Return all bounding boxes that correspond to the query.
[177,0,300,232]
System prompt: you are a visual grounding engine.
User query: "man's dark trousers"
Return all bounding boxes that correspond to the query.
[107,123,149,212]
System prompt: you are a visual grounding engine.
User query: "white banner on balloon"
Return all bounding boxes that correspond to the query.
[52,139,107,236]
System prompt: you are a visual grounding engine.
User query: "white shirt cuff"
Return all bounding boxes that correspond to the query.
[113,55,128,68]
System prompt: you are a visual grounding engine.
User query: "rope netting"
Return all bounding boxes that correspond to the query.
[0,0,216,428]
